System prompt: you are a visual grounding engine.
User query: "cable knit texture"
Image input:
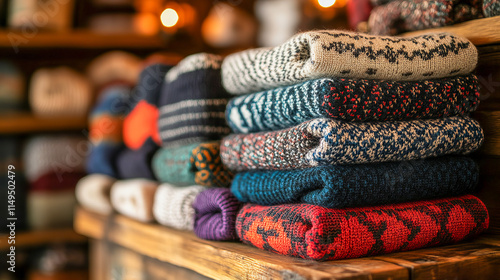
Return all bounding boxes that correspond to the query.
[368,0,483,35]
[152,141,233,187]
[236,195,489,261]
[153,183,206,230]
[158,53,231,147]
[231,156,478,208]
[221,117,483,171]
[193,188,241,241]
[221,30,477,94]
[226,75,479,133]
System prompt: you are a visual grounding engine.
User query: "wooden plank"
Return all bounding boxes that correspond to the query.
[375,242,500,280]
[401,16,500,46]
[89,239,110,280]
[0,112,87,134]
[0,30,165,49]
[74,207,408,280]
[0,228,87,250]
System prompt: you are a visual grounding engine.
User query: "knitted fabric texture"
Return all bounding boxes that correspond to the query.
[158,53,231,147]
[236,195,489,261]
[110,179,158,222]
[116,138,159,180]
[27,191,76,230]
[221,30,477,95]
[29,67,92,117]
[483,0,500,16]
[87,85,131,177]
[123,63,173,149]
[193,188,241,241]
[226,75,479,133]
[30,171,85,192]
[23,135,87,182]
[368,0,483,35]
[152,141,233,188]
[153,183,207,230]
[232,156,478,208]
[75,174,115,215]
[221,117,483,172]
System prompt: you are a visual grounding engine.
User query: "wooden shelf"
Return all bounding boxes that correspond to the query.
[0,30,166,49]
[0,112,87,134]
[74,207,500,280]
[0,228,87,250]
[402,16,500,46]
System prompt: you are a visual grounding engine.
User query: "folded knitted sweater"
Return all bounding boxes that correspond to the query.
[226,75,479,133]
[231,156,478,208]
[158,53,231,147]
[153,183,207,231]
[221,117,483,171]
[193,188,241,241]
[152,141,233,188]
[236,195,489,261]
[221,30,477,95]
[368,0,483,35]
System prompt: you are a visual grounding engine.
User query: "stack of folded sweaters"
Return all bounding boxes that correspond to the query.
[219,30,489,260]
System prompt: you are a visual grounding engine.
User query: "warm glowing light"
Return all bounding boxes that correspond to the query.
[161,8,179,27]
[318,0,336,7]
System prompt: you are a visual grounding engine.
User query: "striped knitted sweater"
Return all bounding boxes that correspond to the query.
[221,30,477,95]
[152,141,233,188]
[221,117,483,171]
[236,195,489,261]
[231,156,478,208]
[226,75,479,133]
[158,53,231,147]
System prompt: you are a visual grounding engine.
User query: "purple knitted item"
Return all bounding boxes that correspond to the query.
[193,188,241,241]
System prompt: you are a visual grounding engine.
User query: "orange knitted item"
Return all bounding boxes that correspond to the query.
[123,100,161,149]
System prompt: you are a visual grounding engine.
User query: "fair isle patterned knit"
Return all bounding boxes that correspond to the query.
[368,0,483,35]
[220,116,483,172]
[221,30,477,95]
[153,183,207,231]
[158,53,231,148]
[231,156,478,208]
[483,0,500,17]
[236,195,489,261]
[152,141,233,188]
[226,75,479,133]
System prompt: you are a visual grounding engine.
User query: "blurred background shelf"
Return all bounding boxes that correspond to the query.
[74,207,500,280]
[0,30,166,49]
[402,16,500,46]
[0,112,87,134]
[0,228,87,250]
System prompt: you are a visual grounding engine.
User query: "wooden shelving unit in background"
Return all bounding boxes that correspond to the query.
[0,112,87,134]
[0,228,87,250]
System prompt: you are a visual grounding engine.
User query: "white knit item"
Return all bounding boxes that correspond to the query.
[29,67,92,117]
[75,174,115,215]
[87,51,142,87]
[221,30,478,95]
[23,135,88,182]
[153,183,207,231]
[110,179,158,222]
[27,190,76,230]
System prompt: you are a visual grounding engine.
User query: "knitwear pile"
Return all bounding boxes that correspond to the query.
[152,141,233,187]
[110,179,158,222]
[153,183,207,230]
[221,31,477,95]
[221,117,483,172]
[226,75,479,133]
[75,174,115,215]
[231,156,478,208]
[236,195,489,261]
[193,188,241,241]
[158,53,231,147]
[116,138,159,180]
